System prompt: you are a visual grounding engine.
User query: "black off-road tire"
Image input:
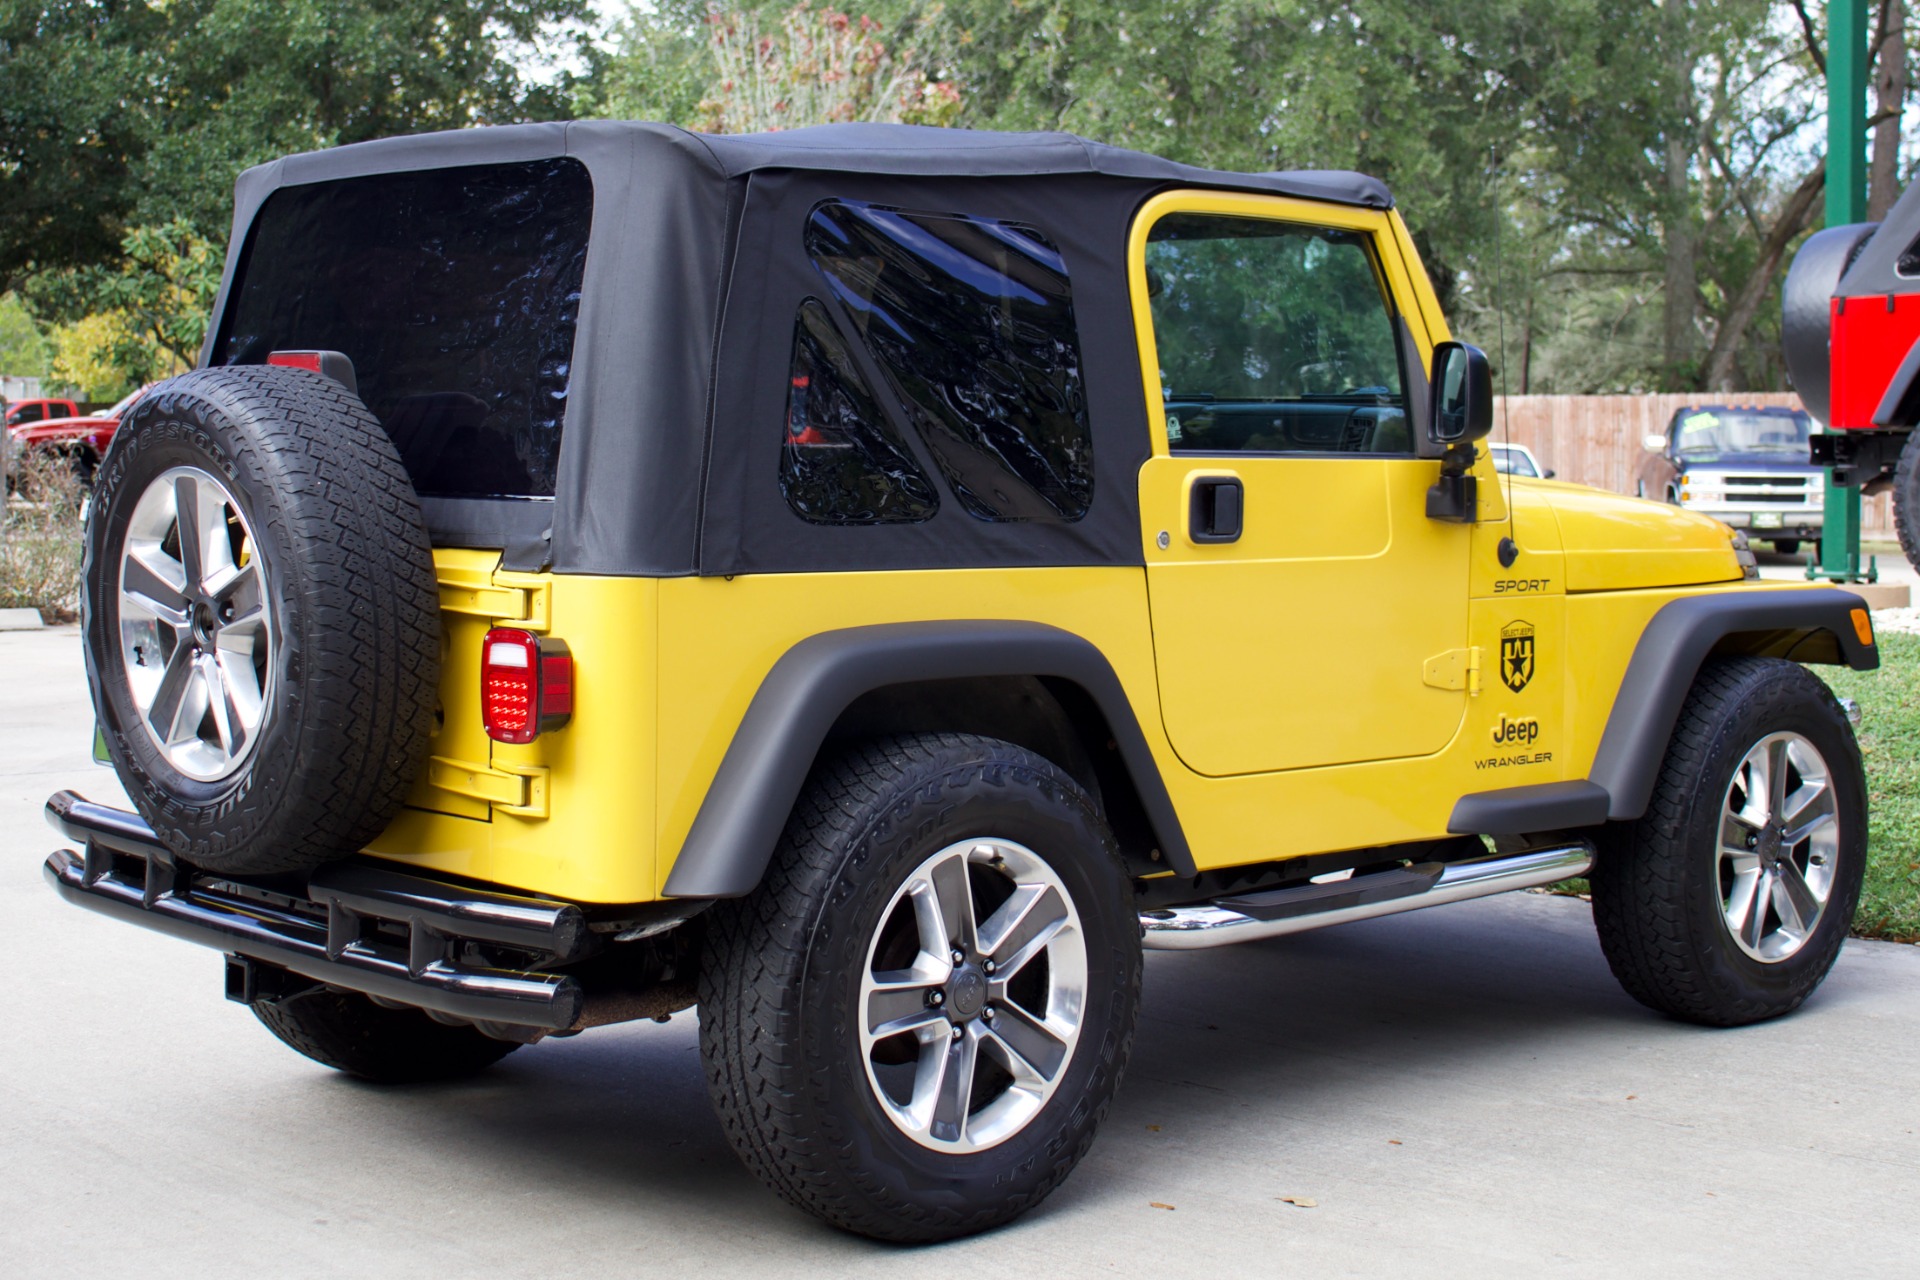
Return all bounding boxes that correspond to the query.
[253,988,520,1083]
[83,366,439,875]
[699,733,1141,1243]
[1893,426,1920,574]
[1772,538,1800,556]
[1589,657,1867,1026]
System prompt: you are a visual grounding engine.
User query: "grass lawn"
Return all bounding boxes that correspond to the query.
[1822,630,1920,943]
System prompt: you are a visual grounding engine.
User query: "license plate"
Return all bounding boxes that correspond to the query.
[1752,512,1783,528]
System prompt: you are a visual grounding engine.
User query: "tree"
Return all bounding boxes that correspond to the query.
[587,3,959,131]
[0,0,591,292]
[0,292,51,377]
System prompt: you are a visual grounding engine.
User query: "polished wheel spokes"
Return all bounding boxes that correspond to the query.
[1717,731,1841,963]
[858,838,1087,1153]
[118,467,273,782]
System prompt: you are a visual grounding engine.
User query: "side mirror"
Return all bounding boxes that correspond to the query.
[1642,433,1667,452]
[1543,468,1557,479]
[1428,341,1493,446]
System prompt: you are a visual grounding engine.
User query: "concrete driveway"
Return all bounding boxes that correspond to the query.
[4,626,1916,1277]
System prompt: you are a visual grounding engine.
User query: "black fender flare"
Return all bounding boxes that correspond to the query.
[1588,587,1877,821]
[661,621,1194,898]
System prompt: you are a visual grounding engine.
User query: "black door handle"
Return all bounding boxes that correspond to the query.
[1189,476,1243,544]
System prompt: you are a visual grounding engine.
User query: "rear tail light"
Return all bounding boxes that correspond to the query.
[267,349,359,396]
[482,628,573,744]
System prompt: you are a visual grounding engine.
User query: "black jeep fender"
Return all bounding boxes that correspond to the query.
[1452,587,1877,835]
[661,621,1194,898]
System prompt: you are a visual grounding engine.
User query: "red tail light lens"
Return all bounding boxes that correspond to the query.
[267,349,359,395]
[482,629,573,744]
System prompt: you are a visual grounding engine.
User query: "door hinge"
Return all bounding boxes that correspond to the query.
[426,756,551,819]
[1423,647,1482,695]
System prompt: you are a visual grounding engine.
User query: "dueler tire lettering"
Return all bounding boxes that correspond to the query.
[83,366,440,876]
[697,733,1141,1243]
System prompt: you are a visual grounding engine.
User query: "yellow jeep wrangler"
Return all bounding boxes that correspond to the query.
[47,122,1878,1242]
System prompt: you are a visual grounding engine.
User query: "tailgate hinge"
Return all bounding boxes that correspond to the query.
[437,564,551,629]
[1423,646,1482,695]
[426,756,552,819]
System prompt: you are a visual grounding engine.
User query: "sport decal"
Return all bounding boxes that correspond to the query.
[1500,620,1536,693]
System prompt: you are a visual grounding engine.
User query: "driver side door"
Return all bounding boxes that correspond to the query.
[1135,193,1473,778]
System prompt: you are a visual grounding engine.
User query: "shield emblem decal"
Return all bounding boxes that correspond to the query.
[1500,620,1536,693]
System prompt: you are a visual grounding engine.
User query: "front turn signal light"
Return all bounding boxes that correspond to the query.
[1850,608,1874,648]
[482,628,574,744]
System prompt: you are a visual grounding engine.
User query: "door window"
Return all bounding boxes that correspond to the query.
[1145,214,1410,455]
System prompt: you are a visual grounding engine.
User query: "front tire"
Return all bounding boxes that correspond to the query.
[699,733,1141,1242]
[1590,657,1866,1026]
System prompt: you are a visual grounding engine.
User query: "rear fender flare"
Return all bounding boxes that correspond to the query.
[660,621,1192,898]
[1589,588,1877,821]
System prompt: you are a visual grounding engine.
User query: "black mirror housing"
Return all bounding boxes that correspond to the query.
[1428,341,1494,446]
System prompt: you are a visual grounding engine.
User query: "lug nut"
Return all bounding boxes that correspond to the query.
[982,1006,995,1022]
[952,949,966,965]
[982,959,995,975]
[928,990,944,1007]
[950,1023,963,1041]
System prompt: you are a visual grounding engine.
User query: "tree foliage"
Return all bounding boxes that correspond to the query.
[2,0,588,387]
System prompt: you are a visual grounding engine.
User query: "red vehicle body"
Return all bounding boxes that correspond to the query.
[4,397,80,427]
[1783,181,1920,565]
[4,387,146,482]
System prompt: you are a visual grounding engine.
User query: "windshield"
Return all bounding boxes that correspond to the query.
[1672,409,1810,458]
[106,388,145,419]
[1491,446,1538,477]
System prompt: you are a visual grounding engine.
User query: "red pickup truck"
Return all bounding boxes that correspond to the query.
[4,387,147,485]
[4,396,79,427]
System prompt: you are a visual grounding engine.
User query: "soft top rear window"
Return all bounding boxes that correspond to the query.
[215,157,593,499]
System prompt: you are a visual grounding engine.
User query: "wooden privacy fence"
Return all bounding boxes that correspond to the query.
[1488,393,1895,539]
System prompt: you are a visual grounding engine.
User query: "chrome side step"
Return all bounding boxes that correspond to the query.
[1139,841,1594,951]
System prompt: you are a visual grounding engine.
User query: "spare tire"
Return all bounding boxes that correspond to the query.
[82,366,440,876]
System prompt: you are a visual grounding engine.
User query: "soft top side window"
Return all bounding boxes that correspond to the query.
[780,299,939,525]
[804,201,1093,522]
[1145,213,1411,456]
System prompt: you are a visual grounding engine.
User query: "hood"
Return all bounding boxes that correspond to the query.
[1513,479,1745,592]
[1675,453,1817,472]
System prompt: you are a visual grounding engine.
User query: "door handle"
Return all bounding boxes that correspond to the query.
[1189,476,1243,544]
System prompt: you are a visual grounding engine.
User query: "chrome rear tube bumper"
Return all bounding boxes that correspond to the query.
[43,791,592,1031]
[1140,842,1594,951]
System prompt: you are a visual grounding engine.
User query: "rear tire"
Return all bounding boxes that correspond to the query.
[82,367,440,876]
[253,988,520,1083]
[1893,427,1920,574]
[1589,657,1866,1026]
[1772,538,1800,556]
[699,733,1141,1242]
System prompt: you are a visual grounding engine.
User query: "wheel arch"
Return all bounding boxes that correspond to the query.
[660,621,1194,898]
[1589,589,1877,822]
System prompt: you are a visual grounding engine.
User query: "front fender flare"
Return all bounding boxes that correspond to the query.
[1589,587,1877,821]
[661,621,1193,898]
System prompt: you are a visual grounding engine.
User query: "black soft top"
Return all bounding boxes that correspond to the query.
[205,122,1396,576]
[1837,177,1920,296]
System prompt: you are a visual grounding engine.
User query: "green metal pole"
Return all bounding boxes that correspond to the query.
[1817,0,1871,582]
